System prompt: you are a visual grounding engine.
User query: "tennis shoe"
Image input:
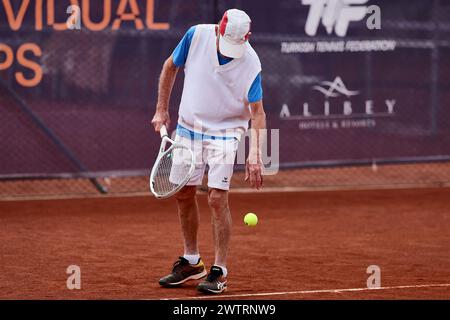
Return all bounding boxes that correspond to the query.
[159,257,207,287]
[197,266,228,294]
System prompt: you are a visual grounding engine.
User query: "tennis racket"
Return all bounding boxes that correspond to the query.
[149,125,195,199]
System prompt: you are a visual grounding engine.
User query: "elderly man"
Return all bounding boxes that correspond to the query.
[151,8,265,294]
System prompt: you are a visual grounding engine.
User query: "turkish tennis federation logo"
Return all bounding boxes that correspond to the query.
[313,77,359,99]
[303,0,369,37]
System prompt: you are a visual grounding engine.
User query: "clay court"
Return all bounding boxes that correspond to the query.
[1,187,449,300]
[1,0,450,304]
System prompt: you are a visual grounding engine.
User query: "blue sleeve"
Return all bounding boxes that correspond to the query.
[248,73,263,103]
[172,26,196,67]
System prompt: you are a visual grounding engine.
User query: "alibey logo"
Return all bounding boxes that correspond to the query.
[302,0,380,37]
[312,76,359,99]
[280,76,397,128]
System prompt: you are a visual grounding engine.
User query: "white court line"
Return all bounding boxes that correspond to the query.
[162,283,450,300]
[3,183,450,202]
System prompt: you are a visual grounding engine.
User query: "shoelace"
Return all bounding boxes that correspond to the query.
[172,257,188,272]
[206,269,222,282]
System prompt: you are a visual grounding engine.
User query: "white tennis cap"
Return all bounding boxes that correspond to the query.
[218,9,251,59]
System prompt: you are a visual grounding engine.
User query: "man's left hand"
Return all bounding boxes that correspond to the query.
[245,155,264,190]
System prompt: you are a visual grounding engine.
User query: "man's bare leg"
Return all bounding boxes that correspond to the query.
[175,186,200,255]
[207,188,232,269]
[159,185,207,287]
[196,188,230,293]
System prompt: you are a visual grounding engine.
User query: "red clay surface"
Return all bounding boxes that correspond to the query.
[0,188,450,299]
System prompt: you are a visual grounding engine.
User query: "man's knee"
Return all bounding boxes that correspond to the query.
[208,188,229,211]
[175,186,197,202]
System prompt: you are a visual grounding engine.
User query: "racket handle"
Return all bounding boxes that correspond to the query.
[160,125,168,138]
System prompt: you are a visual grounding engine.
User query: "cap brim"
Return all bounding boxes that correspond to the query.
[219,35,246,59]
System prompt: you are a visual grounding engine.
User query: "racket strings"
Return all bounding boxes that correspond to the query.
[152,147,193,197]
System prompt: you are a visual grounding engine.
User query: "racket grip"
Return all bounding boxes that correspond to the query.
[159,125,168,138]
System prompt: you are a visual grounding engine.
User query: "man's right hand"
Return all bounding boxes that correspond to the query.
[151,110,170,132]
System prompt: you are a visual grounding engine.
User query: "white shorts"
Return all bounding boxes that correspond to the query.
[174,133,239,191]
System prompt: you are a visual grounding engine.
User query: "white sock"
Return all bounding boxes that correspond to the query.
[183,254,200,265]
[215,265,228,277]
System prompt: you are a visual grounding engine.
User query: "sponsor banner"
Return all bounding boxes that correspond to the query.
[279,76,397,131]
[281,0,396,54]
[0,0,449,176]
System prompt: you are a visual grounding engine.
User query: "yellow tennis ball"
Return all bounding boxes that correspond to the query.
[244,213,258,227]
